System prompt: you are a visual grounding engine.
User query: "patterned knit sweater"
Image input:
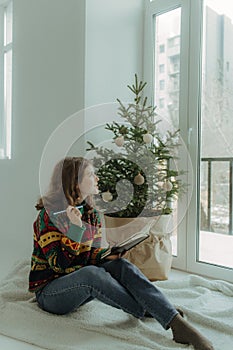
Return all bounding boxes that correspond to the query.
[29,206,107,292]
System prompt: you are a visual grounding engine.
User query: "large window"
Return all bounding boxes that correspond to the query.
[0,0,12,159]
[199,0,233,270]
[145,0,233,282]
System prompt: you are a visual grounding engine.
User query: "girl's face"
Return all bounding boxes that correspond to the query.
[78,165,99,199]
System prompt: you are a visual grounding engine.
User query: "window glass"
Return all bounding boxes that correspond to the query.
[159,64,165,74]
[159,79,165,90]
[159,44,165,53]
[4,0,12,45]
[153,7,181,256]
[199,0,233,268]
[154,7,181,129]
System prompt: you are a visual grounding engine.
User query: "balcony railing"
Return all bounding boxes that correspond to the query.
[201,157,233,235]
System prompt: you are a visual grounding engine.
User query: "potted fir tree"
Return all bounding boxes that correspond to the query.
[86,74,184,235]
[86,75,186,279]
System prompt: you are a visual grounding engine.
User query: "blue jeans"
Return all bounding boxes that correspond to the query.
[36,258,178,329]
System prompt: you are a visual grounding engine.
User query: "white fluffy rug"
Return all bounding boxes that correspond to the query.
[0,259,232,350]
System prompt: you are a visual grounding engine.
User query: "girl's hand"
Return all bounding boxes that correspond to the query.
[105,251,127,260]
[105,254,121,260]
[66,205,82,227]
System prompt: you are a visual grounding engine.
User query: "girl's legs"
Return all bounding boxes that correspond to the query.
[170,314,214,350]
[36,264,145,317]
[101,258,214,350]
[36,259,178,329]
[36,259,214,350]
[101,258,178,329]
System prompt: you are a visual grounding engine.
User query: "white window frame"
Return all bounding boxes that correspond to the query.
[144,0,233,282]
[0,0,12,160]
[186,0,233,283]
[144,0,191,271]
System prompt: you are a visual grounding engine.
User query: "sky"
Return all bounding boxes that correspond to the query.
[207,0,233,21]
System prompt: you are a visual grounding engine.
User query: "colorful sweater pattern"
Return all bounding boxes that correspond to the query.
[29,207,107,292]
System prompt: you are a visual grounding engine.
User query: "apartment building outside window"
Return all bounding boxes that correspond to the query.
[0,0,12,159]
[159,44,165,53]
[159,79,165,90]
[168,35,180,48]
[159,64,165,74]
[159,98,165,109]
[145,0,233,283]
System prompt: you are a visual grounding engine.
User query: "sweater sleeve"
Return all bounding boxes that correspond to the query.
[65,223,86,241]
[35,209,107,273]
[86,209,108,264]
[89,247,108,265]
[35,210,87,272]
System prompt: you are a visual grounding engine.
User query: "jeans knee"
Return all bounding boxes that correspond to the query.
[105,258,134,273]
[108,258,144,278]
[75,265,100,282]
[76,265,112,288]
[112,257,136,270]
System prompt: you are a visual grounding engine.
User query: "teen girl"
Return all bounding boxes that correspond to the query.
[29,157,214,350]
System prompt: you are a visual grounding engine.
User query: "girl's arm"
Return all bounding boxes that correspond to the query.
[35,209,107,273]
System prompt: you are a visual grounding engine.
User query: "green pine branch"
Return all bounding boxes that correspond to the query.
[85,74,185,217]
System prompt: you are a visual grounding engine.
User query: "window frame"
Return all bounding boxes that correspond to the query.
[144,0,233,283]
[144,0,191,271]
[0,0,12,160]
[186,0,233,283]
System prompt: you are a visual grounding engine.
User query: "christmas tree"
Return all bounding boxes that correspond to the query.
[86,74,184,218]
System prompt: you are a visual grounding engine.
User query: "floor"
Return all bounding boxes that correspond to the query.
[0,335,43,350]
[2,228,232,349]
[0,268,188,350]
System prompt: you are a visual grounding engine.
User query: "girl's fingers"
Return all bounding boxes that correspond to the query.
[68,206,81,214]
[66,206,82,227]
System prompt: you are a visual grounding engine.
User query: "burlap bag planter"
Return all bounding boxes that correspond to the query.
[104,215,173,281]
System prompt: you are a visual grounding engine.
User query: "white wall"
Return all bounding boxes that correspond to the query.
[84,0,145,148]
[0,0,85,278]
[85,0,144,107]
[0,0,144,279]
